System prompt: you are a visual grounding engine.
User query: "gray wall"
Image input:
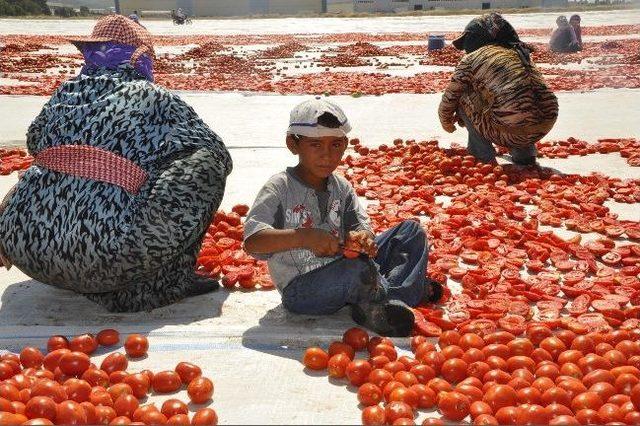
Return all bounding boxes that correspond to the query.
[354,0,568,11]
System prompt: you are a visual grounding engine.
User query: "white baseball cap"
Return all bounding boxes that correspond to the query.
[287,96,351,138]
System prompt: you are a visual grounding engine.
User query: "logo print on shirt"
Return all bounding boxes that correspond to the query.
[328,199,341,229]
[286,204,314,228]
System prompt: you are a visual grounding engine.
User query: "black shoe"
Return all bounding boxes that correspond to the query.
[351,300,415,337]
[422,278,443,304]
[356,259,386,303]
[185,274,221,297]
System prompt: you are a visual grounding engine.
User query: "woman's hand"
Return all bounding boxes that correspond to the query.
[442,119,456,133]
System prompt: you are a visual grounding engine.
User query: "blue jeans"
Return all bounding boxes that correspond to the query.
[458,108,537,164]
[282,220,428,315]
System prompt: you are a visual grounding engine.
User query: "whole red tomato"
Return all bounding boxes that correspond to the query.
[100,353,128,375]
[94,405,117,424]
[109,370,129,385]
[384,401,414,423]
[68,334,98,355]
[438,391,470,421]
[358,383,383,406]
[107,383,133,402]
[124,335,149,358]
[42,349,70,372]
[80,401,96,424]
[56,400,87,424]
[113,394,139,418]
[24,396,57,421]
[175,362,202,385]
[303,347,329,370]
[362,405,386,426]
[81,369,109,388]
[30,380,66,403]
[58,352,90,376]
[188,377,214,404]
[47,336,69,353]
[191,408,218,425]
[161,399,188,418]
[346,360,373,386]
[483,385,518,412]
[152,371,182,394]
[167,414,191,425]
[631,383,640,410]
[63,379,91,403]
[0,362,14,381]
[328,354,351,379]
[328,342,356,360]
[142,410,168,424]
[96,329,120,347]
[109,415,132,425]
[20,347,44,369]
[122,373,150,399]
[132,404,158,422]
[343,327,369,351]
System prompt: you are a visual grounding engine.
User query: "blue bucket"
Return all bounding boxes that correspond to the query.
[428,34,446,51]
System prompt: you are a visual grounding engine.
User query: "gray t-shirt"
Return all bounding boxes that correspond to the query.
[243,168,371,292]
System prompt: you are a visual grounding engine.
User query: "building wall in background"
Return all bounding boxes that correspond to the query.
[354,0,567,10]
[354,0,411,12]
[412,0,545,8]
[120,0,323,16]
[328,0,355,12]
[120,0,176,14]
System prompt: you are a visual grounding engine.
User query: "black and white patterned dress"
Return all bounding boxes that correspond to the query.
[0,64,232,312]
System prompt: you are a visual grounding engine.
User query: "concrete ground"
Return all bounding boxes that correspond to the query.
[1,12,639,424]
[1,89,639,424]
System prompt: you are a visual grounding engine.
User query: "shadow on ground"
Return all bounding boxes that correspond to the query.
[0,277,229,332]
[240,303,359,362]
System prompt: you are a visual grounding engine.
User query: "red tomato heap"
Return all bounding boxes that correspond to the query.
[0,148,33,175]
[298,134,639,425]
[0,329,218,425]
[1,29,639,96]
[301,325,640,425]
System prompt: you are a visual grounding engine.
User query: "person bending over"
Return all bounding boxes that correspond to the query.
[439,13,558,166]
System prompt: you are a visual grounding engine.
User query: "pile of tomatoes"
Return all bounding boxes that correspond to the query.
[178,42,228,60]
[318,53,370,68]
[535,138,640,168]
[303,326,640,425]
[418,46,464,67]
[0,148,33,175]
[255,42,308,59]
[0,330,217,425]
[2,25,638,96]
[196,206,274,291]
[341,137,639,339]
[333,42,388,57]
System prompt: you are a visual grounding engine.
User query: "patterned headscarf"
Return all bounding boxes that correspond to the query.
[557,15,569,27]
[80,41,154,81]
[68,15,156,82]
[453,13,532,64]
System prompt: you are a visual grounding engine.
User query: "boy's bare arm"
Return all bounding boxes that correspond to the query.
[245,228,340,257]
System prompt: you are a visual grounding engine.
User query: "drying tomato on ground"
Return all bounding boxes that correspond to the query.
[0,329,219,425]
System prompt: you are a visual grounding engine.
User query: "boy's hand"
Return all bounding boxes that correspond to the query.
[298,228,340,257]
[345,231,377,258]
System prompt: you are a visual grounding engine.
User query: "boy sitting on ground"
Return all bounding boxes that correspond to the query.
[243,97,441,337]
